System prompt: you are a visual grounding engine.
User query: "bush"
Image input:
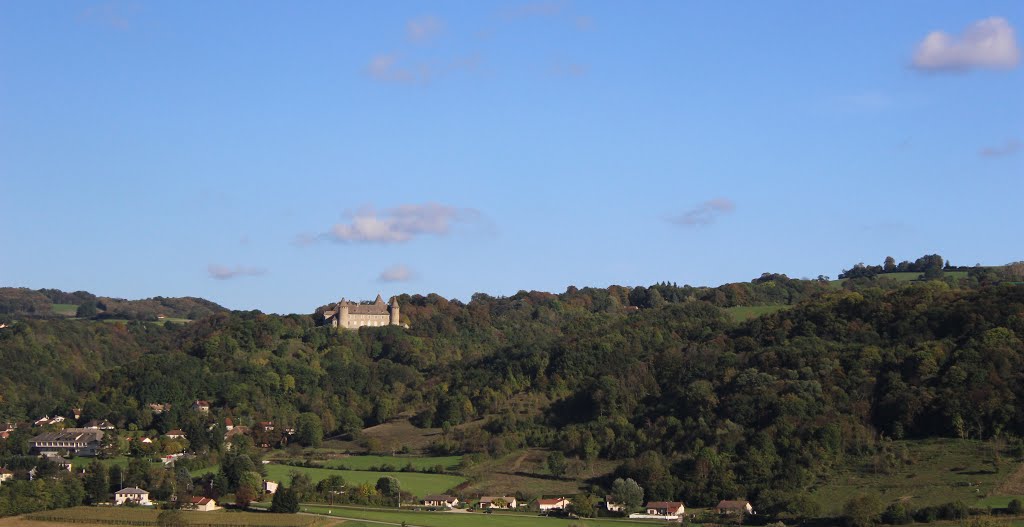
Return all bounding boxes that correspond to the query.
[881,503,912,525]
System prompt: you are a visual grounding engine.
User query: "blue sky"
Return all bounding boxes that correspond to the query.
[1,1,1021,314]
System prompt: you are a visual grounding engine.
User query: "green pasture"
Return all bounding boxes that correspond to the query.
[232,464,466,497]
[809,438,1021,515]
[51,303,77,316]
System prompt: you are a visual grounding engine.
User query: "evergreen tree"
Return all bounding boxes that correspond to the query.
[270,484,300,513]
[84,461,108,505]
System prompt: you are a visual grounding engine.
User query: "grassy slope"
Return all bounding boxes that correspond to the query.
[459,449,618,496]
[259,464,466,497]
[831,271,970,287]
[810,438,1024,515]
[319,455,463,471]
[50,304,77,316]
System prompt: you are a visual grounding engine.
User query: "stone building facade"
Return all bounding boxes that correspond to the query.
[324,294,401,329]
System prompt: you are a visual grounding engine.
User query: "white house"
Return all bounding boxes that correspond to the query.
[538,497,571,511]
[264,480,279,494]
[423,494,459,508]
[630,501,684,520]
[0,468,13,484]
[188,496,219,511]
[480,496,517,509]
[605,496,625,512]
[114,487,152,506]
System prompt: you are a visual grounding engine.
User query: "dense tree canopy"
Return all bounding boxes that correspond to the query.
[2,258,1023,512]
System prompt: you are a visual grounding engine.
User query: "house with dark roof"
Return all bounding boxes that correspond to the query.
[192,400,210,413]
[114,487,152,506]
[30,428,104,456]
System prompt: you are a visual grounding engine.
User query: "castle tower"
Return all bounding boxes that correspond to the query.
[339,299,350,328]
[389,297,400,326]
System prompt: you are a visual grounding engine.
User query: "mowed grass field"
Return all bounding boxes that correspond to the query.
[320,454,463,471]
[809,438,1024,515]
[281,505,661,527]
[724,304,788,322]
[257,464,466,497]
[24,506,327,526]
[51,303,77,316]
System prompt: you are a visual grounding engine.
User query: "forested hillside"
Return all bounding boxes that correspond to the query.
[0,287,226,320]
[1,259,1023,514]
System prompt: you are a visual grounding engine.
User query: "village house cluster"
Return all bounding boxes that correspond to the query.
[418,493,754,520]
[2,400,756,518]
[0,401,291,508]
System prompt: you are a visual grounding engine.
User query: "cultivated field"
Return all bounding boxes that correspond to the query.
[809,438,1024,515]
[261,464,466,497]
[22,507,328,526]
[280,505,662,527]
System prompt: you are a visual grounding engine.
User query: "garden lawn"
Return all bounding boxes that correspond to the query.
[263,464,465,497]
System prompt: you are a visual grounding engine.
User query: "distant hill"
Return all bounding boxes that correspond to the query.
[0,287,227,321]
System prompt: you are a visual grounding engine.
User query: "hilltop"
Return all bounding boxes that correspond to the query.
[0,287,227,321]
[1,255,1024,522]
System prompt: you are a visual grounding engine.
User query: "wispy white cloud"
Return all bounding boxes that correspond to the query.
[314,203,481,244]
[208,264,266,280]
[367,53,421,83]
[366,53,481,84]
[979,139,1023,157]
[669,198,736,227]
[379,264,416,282]
[912,17,1020,71]
[407,15,444,43]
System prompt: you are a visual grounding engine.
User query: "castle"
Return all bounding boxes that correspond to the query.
[324,294,401,329]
